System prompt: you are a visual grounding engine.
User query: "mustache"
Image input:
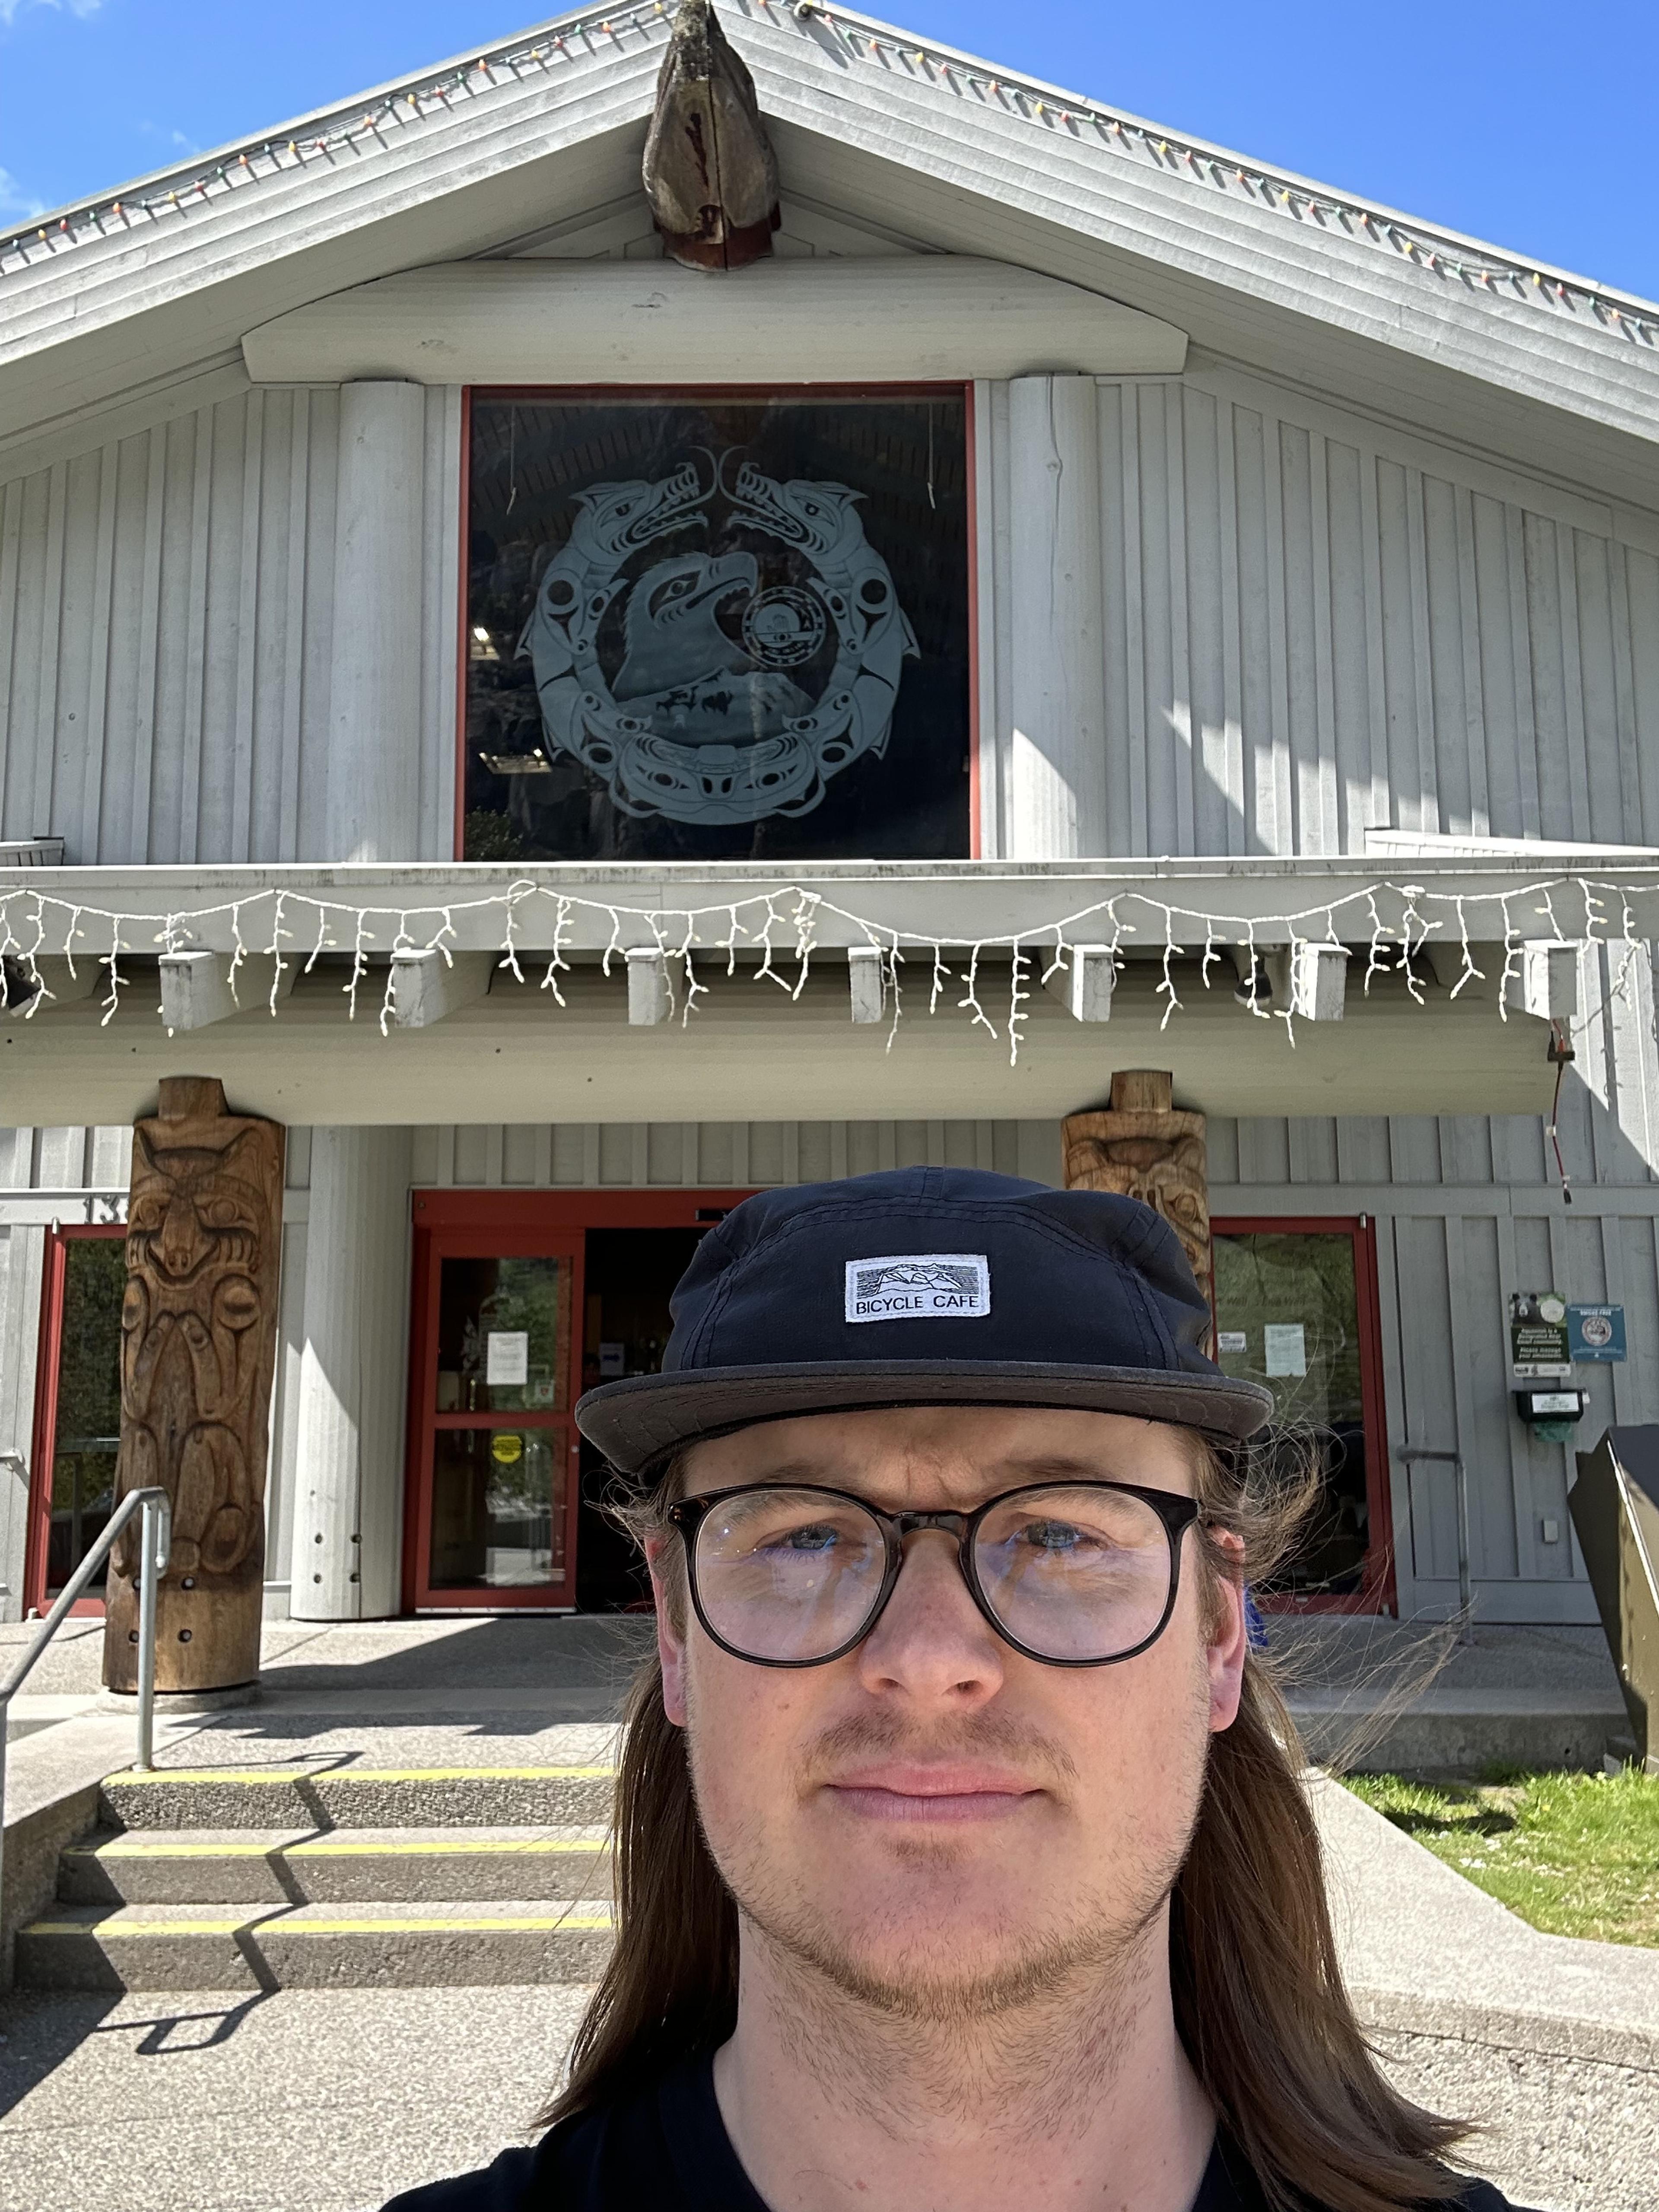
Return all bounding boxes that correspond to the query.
[797,1708,1080,1791]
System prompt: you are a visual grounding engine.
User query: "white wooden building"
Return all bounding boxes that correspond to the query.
[5,0,1659,1630]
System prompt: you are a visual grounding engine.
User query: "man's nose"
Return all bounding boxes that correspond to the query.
[854,1529,1005,1705]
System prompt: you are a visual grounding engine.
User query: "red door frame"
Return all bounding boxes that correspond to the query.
[403,1189,755,1611]
[25,1221,127,1619]
[1211,1214,1397,1617]
[454,383,981,861]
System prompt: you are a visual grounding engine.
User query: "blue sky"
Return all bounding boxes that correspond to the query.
[3,0,1656,302]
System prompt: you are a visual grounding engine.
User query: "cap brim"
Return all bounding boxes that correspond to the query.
[576,1360,1276,1475]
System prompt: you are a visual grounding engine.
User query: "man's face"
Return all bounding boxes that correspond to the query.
[649,1405,1247,2021]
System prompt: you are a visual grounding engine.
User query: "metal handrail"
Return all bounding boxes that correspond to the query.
[1395,1444,1473,1644]
[0,1485,171,1950]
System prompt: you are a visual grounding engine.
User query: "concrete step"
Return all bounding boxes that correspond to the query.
[14,1898,615,1992]
[99,1763,618,1832]
[57,1825,612,1906]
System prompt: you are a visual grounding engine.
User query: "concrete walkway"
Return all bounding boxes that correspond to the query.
[0,1613,1650,2209]
[1310,1774,1659,2212]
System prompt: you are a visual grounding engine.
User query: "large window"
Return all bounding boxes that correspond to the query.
[462,388,972,863]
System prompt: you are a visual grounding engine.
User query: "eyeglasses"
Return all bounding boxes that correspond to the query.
[664,1479,1202,1669]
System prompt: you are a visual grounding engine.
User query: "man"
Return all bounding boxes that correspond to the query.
[390,1168,1516,2212]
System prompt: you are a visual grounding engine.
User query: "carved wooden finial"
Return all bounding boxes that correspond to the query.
[642,0,781,270]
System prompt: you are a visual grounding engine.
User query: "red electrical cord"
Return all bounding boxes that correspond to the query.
[1547,1021,1573,1204]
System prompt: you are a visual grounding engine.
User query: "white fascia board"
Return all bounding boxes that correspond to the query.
[242,258,1186,384]
[9,857,1659,958]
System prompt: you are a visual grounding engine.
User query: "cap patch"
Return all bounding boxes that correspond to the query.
[845,1253,991,1323]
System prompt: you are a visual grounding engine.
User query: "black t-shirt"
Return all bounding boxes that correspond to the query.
[383,2051,1519,2212]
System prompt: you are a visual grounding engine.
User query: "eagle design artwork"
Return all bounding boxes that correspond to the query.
[103,1077,283,1695]
[520,451,919,825]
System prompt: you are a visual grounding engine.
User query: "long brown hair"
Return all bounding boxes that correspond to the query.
[546,1432,1472,2212]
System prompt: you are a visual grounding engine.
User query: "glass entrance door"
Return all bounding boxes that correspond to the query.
[1211,1217,1394,1611]
[407,1228,585,1609]
[26,1225,127,1615]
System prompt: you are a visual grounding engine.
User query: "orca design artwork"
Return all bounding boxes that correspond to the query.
[520,451,918,826]
[463,391,970,863]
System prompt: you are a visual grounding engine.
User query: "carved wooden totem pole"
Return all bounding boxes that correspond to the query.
[642,0,781,270]
[103,1078,284,1695]
[1063,1072,1212,1306]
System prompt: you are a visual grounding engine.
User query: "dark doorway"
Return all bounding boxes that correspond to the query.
[576,1227,706,1612]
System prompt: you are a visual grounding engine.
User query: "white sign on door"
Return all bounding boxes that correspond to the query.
[1263,1323,1307,1378]
[486,1331,529,1385]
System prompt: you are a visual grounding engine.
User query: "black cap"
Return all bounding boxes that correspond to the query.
[575,1167,1273,1475]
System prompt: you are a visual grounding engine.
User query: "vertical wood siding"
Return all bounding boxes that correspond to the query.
[976,364,1659,858]
[0,384,459,863]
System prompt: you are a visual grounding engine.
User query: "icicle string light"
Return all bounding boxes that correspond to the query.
[0,873,1655,1052]
[3,1,1655,356]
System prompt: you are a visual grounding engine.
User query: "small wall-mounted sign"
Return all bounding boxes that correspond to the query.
[1510,1291,1571,1379]
[1217,1330,1248,1355]
[1568,1303,1627,1362]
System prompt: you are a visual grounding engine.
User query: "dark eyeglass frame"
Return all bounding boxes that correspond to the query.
[664,1478,1204,1670]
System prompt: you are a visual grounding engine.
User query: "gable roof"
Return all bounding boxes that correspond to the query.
[4,0,1659,509]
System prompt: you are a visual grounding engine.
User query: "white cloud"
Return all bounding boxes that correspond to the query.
[0,0,104,24]
[0,167,46,222]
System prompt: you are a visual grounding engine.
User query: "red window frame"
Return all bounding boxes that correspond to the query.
[25,1220,127,1620]
[403,1189,755,1612]
[454,382,982,861]
[1211,1214,1396,1617]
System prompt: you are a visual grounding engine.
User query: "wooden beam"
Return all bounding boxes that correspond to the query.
[242,261,1189,386]
[848,945,885,1024]
[159,950,294,1033]
[1264,942,1350,1021]
[626,947,673,1026]
[1,954,100,1017]
[1042,944,1116,1022]
[388,949,493,1029]
[1505,941,1580,1023]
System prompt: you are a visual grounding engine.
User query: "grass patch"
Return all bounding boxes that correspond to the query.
[1344,1766,1659,1947]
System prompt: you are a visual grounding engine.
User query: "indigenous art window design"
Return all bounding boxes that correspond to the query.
[462,388,971,861]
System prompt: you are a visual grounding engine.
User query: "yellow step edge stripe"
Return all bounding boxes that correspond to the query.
[69,1837,608,1859]
[104,1766,618,1786]
[23,1912,614,1938]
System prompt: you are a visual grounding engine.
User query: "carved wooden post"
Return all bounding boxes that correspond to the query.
[1062,1072,1211,1307]
[103,1078,284,1695]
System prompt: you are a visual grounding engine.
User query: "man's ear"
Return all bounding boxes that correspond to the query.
[1205,1529,1249,1735]
[646,1535,689,1728]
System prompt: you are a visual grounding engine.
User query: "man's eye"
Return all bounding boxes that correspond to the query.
[1022,1521,1083,1552]
[779,1524,839,1553]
